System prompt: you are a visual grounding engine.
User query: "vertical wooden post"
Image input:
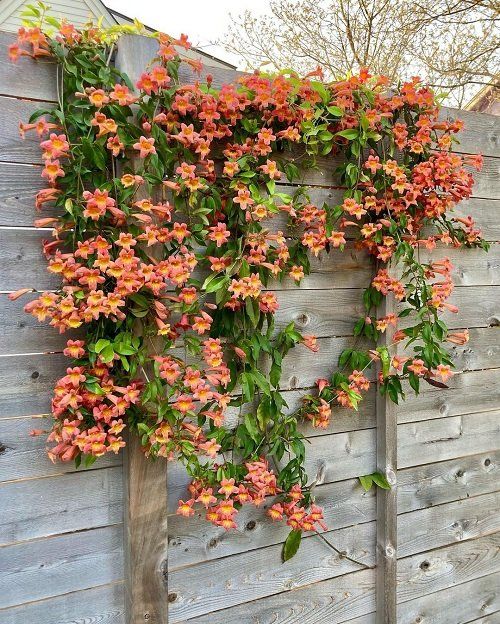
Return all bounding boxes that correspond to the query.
[116,34,169,624]
[376,294,398,623]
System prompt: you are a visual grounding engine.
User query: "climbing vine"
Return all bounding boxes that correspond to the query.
[10,3,487,559]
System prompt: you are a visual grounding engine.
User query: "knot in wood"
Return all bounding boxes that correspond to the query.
[296,313,309,326]
[385,544,396,558]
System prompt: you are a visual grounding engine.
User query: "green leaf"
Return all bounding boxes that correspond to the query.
[336,129,359,140]
[327,105,344,117]
[372,471,391,490]
[202,273,229,294]
[244,412,260,443]
[245,297,260,327]
[94,339,110,353]
[282,529,302,562]
[114,343,136,355]
[358,474,373,491]
[99,344,115,363]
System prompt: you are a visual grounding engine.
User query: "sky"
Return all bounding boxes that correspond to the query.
[104,0,271,67]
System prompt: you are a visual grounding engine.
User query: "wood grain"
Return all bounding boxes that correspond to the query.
[0,466,123,545]
[398,532,500,603]
[0,32,57,101]
[398,450,500,514]
[0,416,121,482]
[0,525,124,609]
[168,522,376,622]
[0,582,126,624]
[397,571,500,623]
[398,491,500,558]
[168,478,376,568]
[398,410,500,468]
[178,567,376,624]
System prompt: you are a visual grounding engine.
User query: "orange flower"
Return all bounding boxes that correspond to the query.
[133,136,156,158]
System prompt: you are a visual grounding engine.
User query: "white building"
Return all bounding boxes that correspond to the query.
[0,0,236,70]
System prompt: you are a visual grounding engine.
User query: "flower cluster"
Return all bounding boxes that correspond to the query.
[9,9,487,560]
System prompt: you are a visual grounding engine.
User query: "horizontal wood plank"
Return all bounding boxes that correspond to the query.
[398,451,500,514]
[180,567,376,624]
[398,410,500,468]
[169,497,500,621]
[1,278,498,358]
[398,491,500,558]
[397,571,500,623]
[0,466,123,546]
[0,416,121,482]
[0,525,124,609]
[398,368,500,424]
[168,478,376,568]
[169,522,375,622]
[398,532,500,603]
[0,582,125,624]
[0,33,58,101]
[0,353,67,417]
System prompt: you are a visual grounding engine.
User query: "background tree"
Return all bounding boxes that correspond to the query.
[223,0,499,107]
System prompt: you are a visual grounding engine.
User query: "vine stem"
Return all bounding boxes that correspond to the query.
[313,529,375,570]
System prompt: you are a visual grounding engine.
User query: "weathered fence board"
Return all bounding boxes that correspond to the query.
[398,410,500,468]
[0,465,123,545]
[0,524,124,609]
[0,583,126,624]
[398,532,500,603]
[397,572,500,623]
[398,450,500,513]
[398,491,500,557]
[0,416,121,480]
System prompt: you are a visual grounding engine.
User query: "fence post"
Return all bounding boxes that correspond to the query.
[116,34,169,624]
[376,293,398,623]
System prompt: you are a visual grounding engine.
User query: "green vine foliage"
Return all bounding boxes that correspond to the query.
[10,3,487,559]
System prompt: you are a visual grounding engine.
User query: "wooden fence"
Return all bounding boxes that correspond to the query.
[0,31,499,624]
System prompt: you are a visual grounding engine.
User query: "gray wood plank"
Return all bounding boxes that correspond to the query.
[2,92,499,186]
[0,525,124,609]
[168,511,500,622]
[398,410,500,468]
[440,107,500,159]
[179,567,376,624]
[398,451,500,513]
[397,571,500,624]
[399,368,500,424]
[398,491,500,558]
[398,532,500,603]
[0,466,123,545]
[168,522,375,622]
[0,353,67,416]
[0,416,121,482]
[1,224,497,293]
[168,478,376,569]
[0,582,125,624]
[0,32,57,101]
[0,293,80,355]
[0,163,53,227]
[0,96,54,164]
[166,426,376,509]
